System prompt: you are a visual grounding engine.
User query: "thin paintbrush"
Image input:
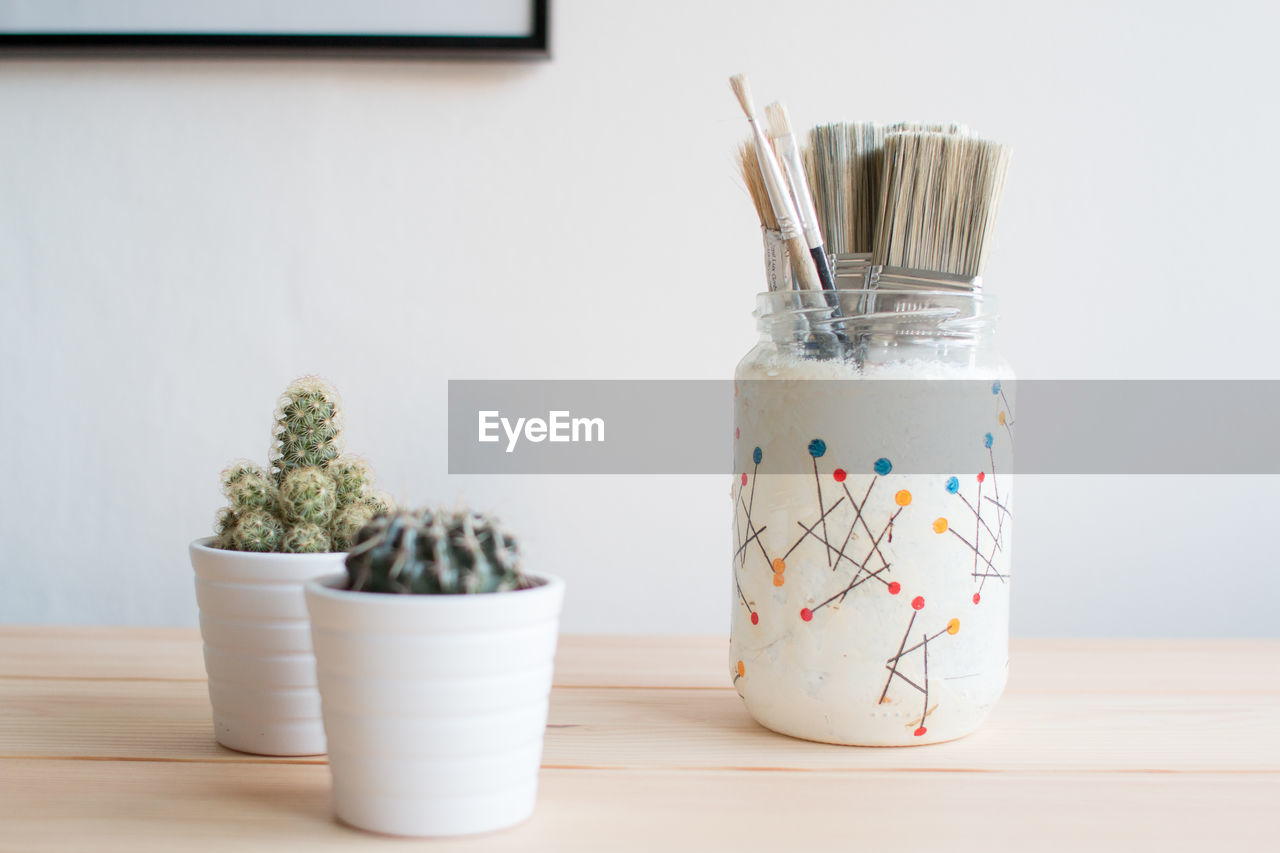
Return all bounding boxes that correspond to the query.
[738,139,791,292]
[765,101,836,291]
[729,74,821,291]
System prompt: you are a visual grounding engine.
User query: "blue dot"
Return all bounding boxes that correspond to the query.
[945,476,960,494]
[874,457,892,476]
[984,432,994,449]
[808,439,826,459]
[752,446,762,465]
[992,381,1002,395]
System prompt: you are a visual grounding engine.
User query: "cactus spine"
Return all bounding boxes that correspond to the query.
[344,508,530,594]
[213,377,393,552]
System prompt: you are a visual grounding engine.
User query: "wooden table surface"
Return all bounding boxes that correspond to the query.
[1,629,1277,851]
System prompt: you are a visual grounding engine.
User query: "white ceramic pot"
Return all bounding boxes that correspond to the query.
[189,538,346,756]
[305,571,565,838]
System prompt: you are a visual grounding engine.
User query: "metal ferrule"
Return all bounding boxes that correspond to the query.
[831,253,982,294]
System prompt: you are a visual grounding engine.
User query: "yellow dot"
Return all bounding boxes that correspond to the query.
[773,573,786,587]
[772,557,786,573]
[998,410,1007,426]
[947,618,960,635]
[895,489,912,507]
[933,517,949,534]
[737,660,745,678]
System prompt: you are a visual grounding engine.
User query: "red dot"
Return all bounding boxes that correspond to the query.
[972,593,981,604]
[977,471,986,483]
[914,726,927,737]
[750,612,759,625]
[887,581,901,595]
[911,596,925,610]
[800,608,813,622]
[735,427,740,440]
[741,473,748,486]
[833,468,847,483]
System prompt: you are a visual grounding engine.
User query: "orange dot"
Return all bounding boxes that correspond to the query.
[895,489,912,507]
[932,517,949,534]
[998,410,1007,426]
[737,660,745,678]
[772,573,786,587]
[772,557,786,573]
[947,618,960,635]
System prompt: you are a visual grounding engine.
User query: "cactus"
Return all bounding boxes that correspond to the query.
[211,376,394,552]
[328,454,373,509]
[282,522,331,554]
[331,503,376,551]
[222,462,278,514]
[214,507,238,549]
[344,508,530,594]
[270,376,344,483]
[278,467,338,526]
[229,509,285,552]
[363,489,395,516]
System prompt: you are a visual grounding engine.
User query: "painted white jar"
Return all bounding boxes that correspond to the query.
[731,288,1014,745]
[189,538,346,755]
[305,571,565,838]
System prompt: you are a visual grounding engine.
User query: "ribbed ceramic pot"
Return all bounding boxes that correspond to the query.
[305,571,565,838]
[189,538,346,756]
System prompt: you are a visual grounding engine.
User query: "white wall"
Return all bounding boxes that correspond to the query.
[2,0,1277,635]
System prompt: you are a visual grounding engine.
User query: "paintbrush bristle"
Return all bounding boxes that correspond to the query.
[729,74,756,120]
[872,132,1011,278]
[738,139,779,231]
[886,121,972,136]
[764,102,793,139]
[804,122,883,255]
[802,121,977,256]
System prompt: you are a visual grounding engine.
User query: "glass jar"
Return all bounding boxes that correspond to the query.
[731,288,1014,745]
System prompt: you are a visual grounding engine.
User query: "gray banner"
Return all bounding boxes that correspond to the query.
[447,380,1280,474]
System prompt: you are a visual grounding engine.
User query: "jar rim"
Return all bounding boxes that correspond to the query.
[754,288,997,357]
[755,289,995,316]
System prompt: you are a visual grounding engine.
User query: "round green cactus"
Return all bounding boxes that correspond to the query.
[331,503,374,551]
[327,455,372,510]
[226,471,278,514]
[270,376,344,482]
[345,507,529,595]
[278,466,338,526]
[220,460,268,492]
[230,509,285,552]
[214,507,238,549]
[282,522,332,554]
[363,489,395,516]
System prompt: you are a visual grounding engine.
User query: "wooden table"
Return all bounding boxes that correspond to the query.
[1,629,1277,851]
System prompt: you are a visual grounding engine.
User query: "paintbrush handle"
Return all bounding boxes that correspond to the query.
[748,123,821,290]
[810,246,837,291]
[775,134,826,253]
[787,235,821,290]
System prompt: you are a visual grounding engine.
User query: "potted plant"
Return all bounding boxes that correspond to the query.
[305,508,565,837]
[189,376,392,756]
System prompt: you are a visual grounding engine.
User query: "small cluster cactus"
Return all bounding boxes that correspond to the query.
[214,376,393,553]
[345,508,531,594]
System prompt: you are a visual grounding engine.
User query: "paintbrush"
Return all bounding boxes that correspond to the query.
[738,139,791,293]
[805,122,973,259]
[805,122,883,257]
[872,132,1010,279]
[729,74,822,291]
[764,101,837,291]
